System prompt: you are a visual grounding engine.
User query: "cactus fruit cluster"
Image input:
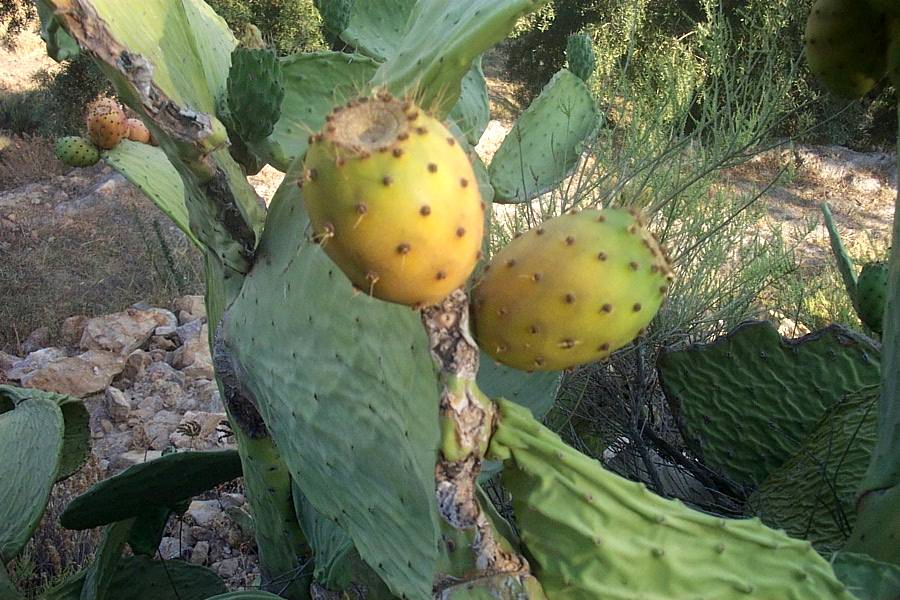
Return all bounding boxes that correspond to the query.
[804,0,893,98]
[226,46,285,143]
[566,32,596,83]
[472,208,671,371]
[54,135,100,167]
[302,93,486,307]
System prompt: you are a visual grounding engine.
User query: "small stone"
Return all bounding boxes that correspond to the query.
[105,386,131,422]
[214,557,241,579]
[22,327,50,354]
[191,541,210,565]
[60,316,89,346]
[100,418,114,433]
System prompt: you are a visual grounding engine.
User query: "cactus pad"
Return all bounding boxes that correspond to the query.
[857,261,888,334]
[125,118,151,144]
[658,321,882,487]
[0,396,64,562]
[302,95,485,307]
[566,32,596,82]
[832,552,900,599]
[226,47,285,143]
[61,450,243,529]
[748,385,878,552]
[86,98,129,150]
[804,0,890,98]
[54,136,100,167]
[487,398,856,600]
[472,208,671,371]
[488,70,598,203]
[315,0,355,37]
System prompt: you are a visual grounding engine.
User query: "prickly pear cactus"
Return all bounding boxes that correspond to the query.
[125,118,151,144]
[804,0,890,98]
[302,94,485,307]
[54,135,100,167]
[86,97,128,149]
[858,261,889,334]
[315,0,355,37]
[472,208,671,371]
[658,321,882,487]
[487,398,856,599]
[566,32,595,82]
[864,0,900,16]
[226,46,285,143]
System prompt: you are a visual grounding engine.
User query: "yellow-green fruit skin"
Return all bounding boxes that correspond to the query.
[87,100,128,150]
[302,98,485,307]
[804,0,890,98]
[125,118,151,144]
[472,209,671,372]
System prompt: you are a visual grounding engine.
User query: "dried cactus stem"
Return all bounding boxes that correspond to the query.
[421,290,531,585]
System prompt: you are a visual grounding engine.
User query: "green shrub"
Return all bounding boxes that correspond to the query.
[204,0,326,55]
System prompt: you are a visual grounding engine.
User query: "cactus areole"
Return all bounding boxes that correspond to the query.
[301,94,486,307]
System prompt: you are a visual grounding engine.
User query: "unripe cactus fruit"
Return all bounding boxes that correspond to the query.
[86,97,128,150]
[226,46,284,143]
[857,261,888,334]
[302,94,485,307]
[54,136,100,167]
[125,118,151,144]
[471,208,672,371]
[566,32,596,83]
[804,0,890,98]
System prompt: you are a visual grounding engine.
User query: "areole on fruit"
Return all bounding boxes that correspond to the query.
[301,92,485,308]
[471,208,672,372]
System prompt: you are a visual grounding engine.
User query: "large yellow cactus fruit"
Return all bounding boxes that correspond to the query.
[472,208,672,372]
[301,93,485,308]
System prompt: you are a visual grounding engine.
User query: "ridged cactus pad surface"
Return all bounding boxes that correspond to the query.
[658,321,881,487]
[226,46,285,143]
[749,385,878,552]
[489,70,597,203]
[473,208,671,371]
[302,95,485,307]
[566,32,596,82]
[804,0,890,98]
[487,398,856,600]
[222,158,442,599]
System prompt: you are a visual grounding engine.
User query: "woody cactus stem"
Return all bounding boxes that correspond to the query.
[421,290,530,583]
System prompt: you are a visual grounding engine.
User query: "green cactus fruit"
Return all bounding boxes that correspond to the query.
[54,136,100,167]
[857,261,888,334]
[315,0,355,37]
[471,208,671,371]
[566,32,596,82]
[125,118,151,144]
[804,0,890,98]
[302,94,486,307]
[226,46,285,143]
[86,97,128,150]
[487,398,857,600]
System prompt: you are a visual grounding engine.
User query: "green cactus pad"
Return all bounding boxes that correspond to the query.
[441,574,547,599]
[487,398,856,600]
[748,385,878,552]
[832,552,900,599]
[339,0,416,60]
[450,57,491,146]
[0,396,64,562]
[103,141,201,248]
[61,450,243,530]
[373,0,552,116]
[127,506,176,556]
[221,159,442,599]
[857,261,888,334]
[54,136,100,167]
[82,520,134,600]
[205,594,286,600]
[0,562,21,600]
[804,0,890,99]
[477,353,560,420]
[226,47,285,143]
[488,70,598,203]
[845,483,900,564]
[248,51,378,171]
[315,0,355,37]
[34,0,79,61]
[658,321,881,487]
[566,32,596,82]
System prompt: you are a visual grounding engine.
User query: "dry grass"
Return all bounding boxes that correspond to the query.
[7,456,105,598]
[0,133,68,190]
